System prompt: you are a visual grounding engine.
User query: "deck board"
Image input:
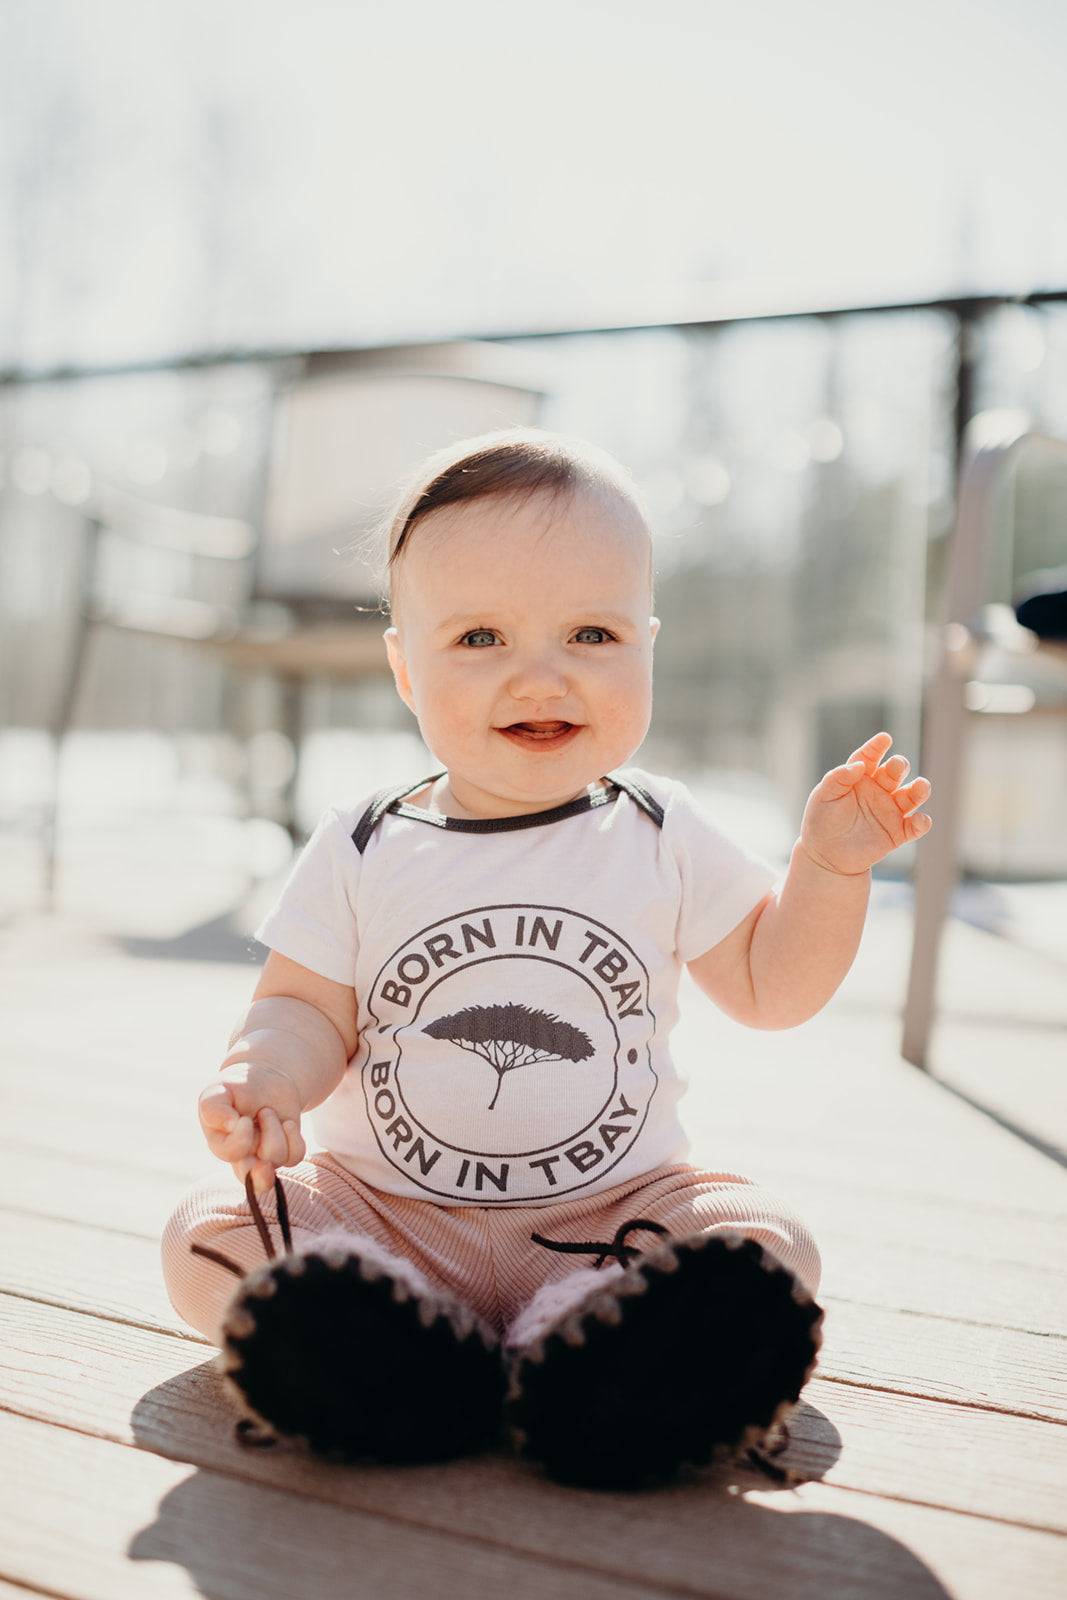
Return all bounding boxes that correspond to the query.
[815,1231,1066,1335]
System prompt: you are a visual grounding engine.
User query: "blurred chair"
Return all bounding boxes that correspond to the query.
[46,342,545,893]
[902,411,1067,1068]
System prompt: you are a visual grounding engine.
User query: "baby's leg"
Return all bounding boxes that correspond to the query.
[503,1163,819,1345]
[597,1163,821,1293]
[162,1159,396,1342]
[164,1157,520,1342]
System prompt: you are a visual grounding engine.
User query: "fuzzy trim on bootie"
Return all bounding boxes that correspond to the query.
[507,1228,823,1489]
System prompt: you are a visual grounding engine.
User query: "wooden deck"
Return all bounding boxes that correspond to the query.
[2,875,1065,1599]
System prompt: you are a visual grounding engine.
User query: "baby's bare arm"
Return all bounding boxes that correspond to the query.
[198,951,357,1192]
[689,733,930,1029]
[690,852,872,1029]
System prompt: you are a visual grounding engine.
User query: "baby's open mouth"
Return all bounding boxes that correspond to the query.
[499,720,580,748]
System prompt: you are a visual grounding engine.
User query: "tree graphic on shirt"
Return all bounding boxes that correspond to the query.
[423,1003,595,1109]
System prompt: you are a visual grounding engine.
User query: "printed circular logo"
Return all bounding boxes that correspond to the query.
[363,904,657,1202]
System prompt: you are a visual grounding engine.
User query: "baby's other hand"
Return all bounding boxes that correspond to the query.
[198,1062,306,1194]
[800,732,932,877]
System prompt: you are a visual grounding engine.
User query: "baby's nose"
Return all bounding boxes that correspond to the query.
[507,647,568,701]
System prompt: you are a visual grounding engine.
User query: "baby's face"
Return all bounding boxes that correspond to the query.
[385,486,658,818]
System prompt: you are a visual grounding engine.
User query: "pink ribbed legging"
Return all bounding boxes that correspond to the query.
[162,1155,820,1345]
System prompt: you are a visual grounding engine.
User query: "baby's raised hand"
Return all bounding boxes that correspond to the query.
[800,732,931,877]
[198,1061,307,1194]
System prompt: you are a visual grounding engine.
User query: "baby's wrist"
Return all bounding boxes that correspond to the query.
[218,1052,310,1121]
[218,1053,298,1089]
[223,997,348,1110]
[793,838,872,880]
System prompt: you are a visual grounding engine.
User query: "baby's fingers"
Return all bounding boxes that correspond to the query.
[198,1082,236,1131]
[240,1124,302,1197]
[204,1114,257,1160]
[845,731,894,774]
[232,1153,277,1195]
[894,777,933,841]
[254,1106,290,1171]
[283,1118,306,1168]
[198,1086,257,1159]
[251,1156,279,1194]
[234,1113,286,1196]
[873,753,910,791]
[894,775,932,815]
[813,758,867,801]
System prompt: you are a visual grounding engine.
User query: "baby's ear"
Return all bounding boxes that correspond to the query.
[384,627,416,713]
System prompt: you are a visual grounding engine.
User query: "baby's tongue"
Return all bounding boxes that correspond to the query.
[511,720,570,736]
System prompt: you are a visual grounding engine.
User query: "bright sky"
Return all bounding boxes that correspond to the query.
[3,0,1067,366]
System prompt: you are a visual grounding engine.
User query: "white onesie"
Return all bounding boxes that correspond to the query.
[255,770,776,1208]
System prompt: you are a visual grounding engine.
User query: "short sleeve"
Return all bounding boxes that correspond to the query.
[254,807,362,985]
[661,780,779,963]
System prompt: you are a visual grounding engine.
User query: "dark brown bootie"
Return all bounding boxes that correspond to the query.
[193,1178,505,1463]
[507,1228,822,1489]
[220,1236,506,1462]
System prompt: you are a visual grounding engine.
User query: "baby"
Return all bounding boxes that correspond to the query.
[162,428,931,1487]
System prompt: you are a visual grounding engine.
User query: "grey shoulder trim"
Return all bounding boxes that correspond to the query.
[351,775,444,854]
[608,772,665,829]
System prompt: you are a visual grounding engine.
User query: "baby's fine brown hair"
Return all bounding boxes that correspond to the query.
[383,428,650,588]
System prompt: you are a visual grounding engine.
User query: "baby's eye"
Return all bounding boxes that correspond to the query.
[460,628,498,648]
[573,626,614,644]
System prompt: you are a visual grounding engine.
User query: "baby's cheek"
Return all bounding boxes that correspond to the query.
[607,674,653,729]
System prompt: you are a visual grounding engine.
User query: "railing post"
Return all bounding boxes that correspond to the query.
[901,411,1031,1067]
